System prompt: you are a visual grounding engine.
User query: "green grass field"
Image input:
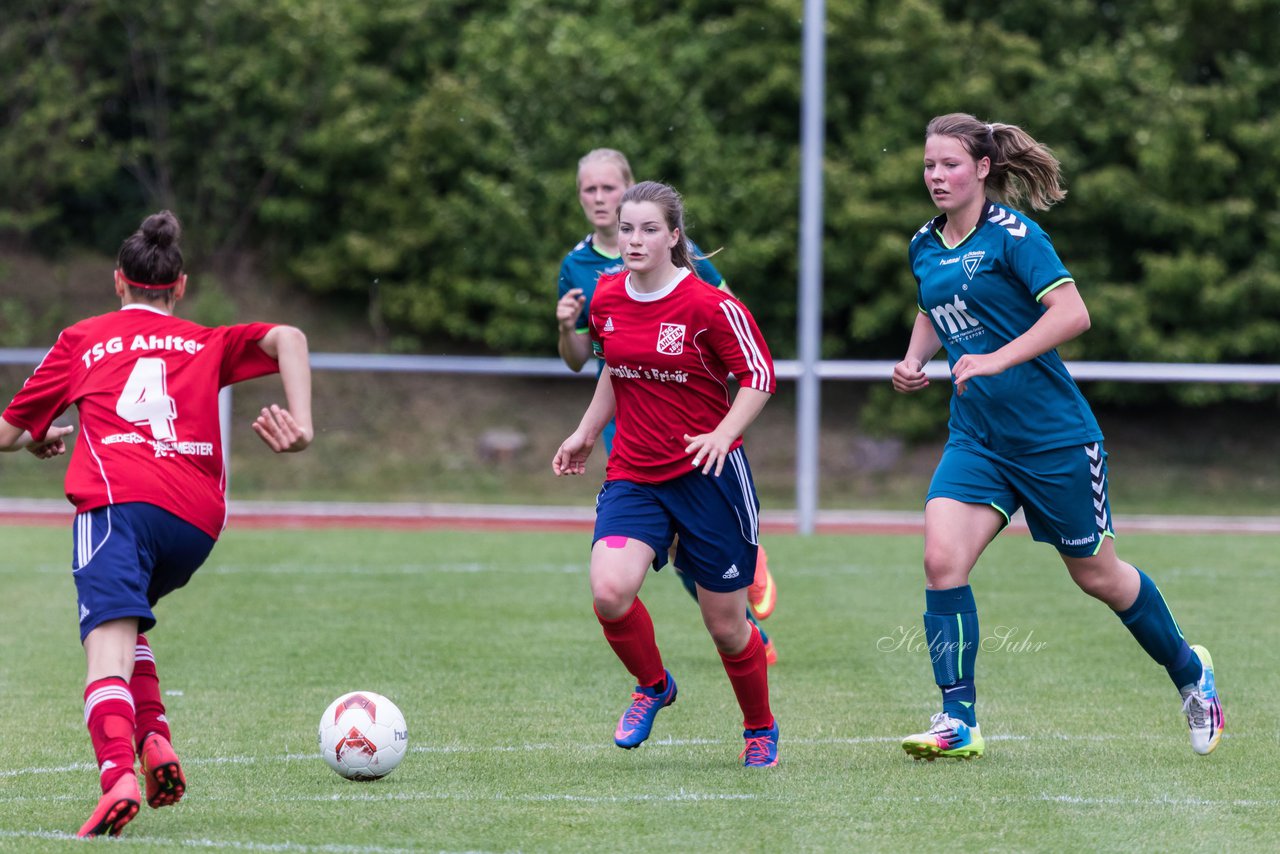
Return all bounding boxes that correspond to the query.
[0,524,1274,852]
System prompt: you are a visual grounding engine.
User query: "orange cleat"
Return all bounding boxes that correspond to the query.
[140,732,186,808]
[77,772,141,838]
[747,547,777,621]
[764,637,779,666]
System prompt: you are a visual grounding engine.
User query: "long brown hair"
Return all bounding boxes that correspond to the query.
[926,113,1066,211]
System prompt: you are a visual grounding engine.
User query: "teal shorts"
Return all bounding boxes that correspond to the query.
[927,436,1114,557]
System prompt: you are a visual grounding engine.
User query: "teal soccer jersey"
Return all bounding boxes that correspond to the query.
[909,201,1102,455]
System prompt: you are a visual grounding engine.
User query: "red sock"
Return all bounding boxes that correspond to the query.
[719,625,773,731]
[595,598,665,687]
[130,634,170,751]
[84,676,136,792]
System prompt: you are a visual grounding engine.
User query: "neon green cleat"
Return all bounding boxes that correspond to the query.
[901,712,984,761]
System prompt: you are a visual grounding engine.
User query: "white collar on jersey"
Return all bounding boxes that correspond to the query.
[120,303,171,316]
[625,267,689,302]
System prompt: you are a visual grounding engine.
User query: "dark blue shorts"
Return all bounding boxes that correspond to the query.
[593,447,761,593]
[928,436,1114,557]
[71,503,216,641]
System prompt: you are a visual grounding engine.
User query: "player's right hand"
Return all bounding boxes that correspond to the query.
[552,432,594,476]
[556,289,586,329]
[892,358,929,393]
[27,424,74,460]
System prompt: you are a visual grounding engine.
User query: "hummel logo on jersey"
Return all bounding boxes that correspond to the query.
[722,564,740,580]
[657,323,685,355]
[930,294,980,336]
[603,317,615,333]
[962,250,986,280]
[79,603,90,623]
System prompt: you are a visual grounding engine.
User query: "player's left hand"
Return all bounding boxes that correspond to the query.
[683,431,733,477]
[252,404,313,453]
[950,352,1004,396]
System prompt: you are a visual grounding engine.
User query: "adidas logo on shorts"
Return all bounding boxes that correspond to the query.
[722,564,740,580]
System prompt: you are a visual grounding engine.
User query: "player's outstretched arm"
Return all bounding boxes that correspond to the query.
[950,282,1089,395]
[254,326,314,453]
[0,417,74,458]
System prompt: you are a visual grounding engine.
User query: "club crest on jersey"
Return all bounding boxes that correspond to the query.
[962,250,985,281]
[656,323,685,355]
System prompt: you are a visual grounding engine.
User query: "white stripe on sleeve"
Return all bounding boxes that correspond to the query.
[719,301,772,391]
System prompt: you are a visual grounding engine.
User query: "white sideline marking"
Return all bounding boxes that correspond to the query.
[0,830,418,852]
[203,562,582,576]
[167,791,757,804]
[0,731,1188,778]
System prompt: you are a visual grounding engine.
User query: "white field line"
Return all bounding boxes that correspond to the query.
[0,829,423,853]
[2,730,1233,781]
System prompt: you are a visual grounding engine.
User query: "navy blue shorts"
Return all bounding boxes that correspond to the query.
[593,447,761,593]
[71,503,216,641]
[928,436,1115,557]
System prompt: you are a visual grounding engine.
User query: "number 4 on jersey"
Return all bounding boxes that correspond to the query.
[116,357,178,440]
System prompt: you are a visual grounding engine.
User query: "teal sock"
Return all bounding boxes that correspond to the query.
[924,586,978,727]
[1115,568,1202,689]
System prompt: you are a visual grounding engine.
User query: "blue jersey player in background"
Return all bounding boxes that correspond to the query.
[891,113,1222,761]
[555,149,779,660]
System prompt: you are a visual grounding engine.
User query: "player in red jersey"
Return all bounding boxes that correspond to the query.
[0,211,313,837]
[553,181,779,766]
[556,149,780,647]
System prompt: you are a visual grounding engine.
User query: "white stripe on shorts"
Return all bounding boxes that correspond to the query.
[73,508,112,572]
[727,448,760,544]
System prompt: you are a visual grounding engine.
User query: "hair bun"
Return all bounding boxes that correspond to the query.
[141,210,182,249]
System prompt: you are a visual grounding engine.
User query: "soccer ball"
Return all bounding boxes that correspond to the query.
[318,691,408,780]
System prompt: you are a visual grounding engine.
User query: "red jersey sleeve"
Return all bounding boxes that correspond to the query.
[708,296,776,394]
[218,322,280,387]
[2,332,76,441]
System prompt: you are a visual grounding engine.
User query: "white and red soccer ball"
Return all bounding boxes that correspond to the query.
[318,691,408,780]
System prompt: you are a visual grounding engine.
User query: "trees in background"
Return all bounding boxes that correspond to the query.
[4,0,1280,413]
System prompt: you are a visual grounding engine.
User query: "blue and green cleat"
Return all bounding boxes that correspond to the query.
[901,712,984,761]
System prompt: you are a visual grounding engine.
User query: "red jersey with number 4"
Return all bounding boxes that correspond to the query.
[589,270,775,484]
[2,305,280,538]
